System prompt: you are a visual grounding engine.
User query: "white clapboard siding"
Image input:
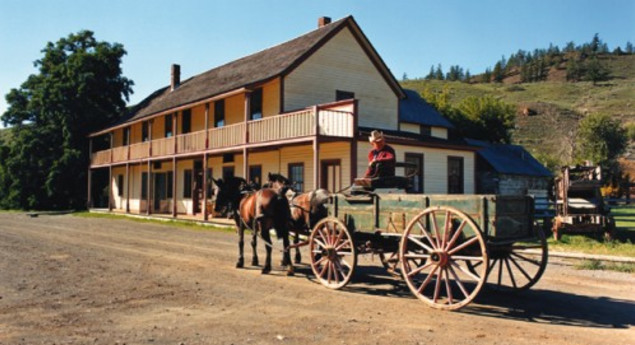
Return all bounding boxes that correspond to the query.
[284,27,398,130]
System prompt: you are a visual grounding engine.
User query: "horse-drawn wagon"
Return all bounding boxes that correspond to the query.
[213,173,548,311]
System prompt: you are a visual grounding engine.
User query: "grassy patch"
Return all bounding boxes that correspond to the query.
[575,259,635,273]
[73,211,234,233]
[548,204,635,257]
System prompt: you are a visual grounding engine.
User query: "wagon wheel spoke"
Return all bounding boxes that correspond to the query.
[407,235,435,253]
[417,265,439,294]
[403,253,431,260]
[333,227,344,247]
[450,260,482,282]
[310,218,356,290]
[504,258,517,289]
[447,236,479,255]
[433,268,443,303]
[450,255,484,262]
[509,252,542,266]
[313,256,327,267]
[443,268,454,305]
[448,265,470,299]
[441,211,451,250]
[406,261,435,277]
[496,258,503,287]
[318,260,329,279]
[430,211,442,249]
[313,238,328,250]
[508,255,533,281]
[416,221,439,250]
[340,258,352,269]
[445,220,467,251]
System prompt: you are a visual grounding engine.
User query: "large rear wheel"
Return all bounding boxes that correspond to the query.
[399,206,488,310]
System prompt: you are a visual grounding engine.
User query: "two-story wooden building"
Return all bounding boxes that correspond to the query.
[88,16,478,222]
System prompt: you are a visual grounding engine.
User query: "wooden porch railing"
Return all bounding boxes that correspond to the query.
[248,109,315,144]
[209,122,246,149]
[112,146,128,163]
[176,131,206,154]
[91,150,111,165]
[318,110,354,137]
[130,142,150,160]
[152,137,175,157]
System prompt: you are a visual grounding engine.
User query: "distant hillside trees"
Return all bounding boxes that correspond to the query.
[576,113,627,166]
[421,87,515,143]
[0,31,133,210]
[422,33,628,85]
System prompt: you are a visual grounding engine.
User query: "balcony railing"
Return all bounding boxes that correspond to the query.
[90,106,354,166]
[209,122,246,149]
[130,142,150,160]
[152,137,175,157]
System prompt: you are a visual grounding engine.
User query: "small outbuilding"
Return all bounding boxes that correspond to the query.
[466,139,552,196]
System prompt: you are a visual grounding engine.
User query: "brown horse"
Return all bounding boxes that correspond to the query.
[212,176,293,275]
[265,173,330,263]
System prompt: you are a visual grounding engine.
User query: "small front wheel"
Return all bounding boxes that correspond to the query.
[399,206,488,310]
[309,217,356,289]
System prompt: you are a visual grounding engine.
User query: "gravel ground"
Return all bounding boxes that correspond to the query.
[0,212,633,345]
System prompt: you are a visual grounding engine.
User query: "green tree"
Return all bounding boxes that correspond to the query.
[1,30,133,210]
[576,113,627,166]
[434,64,444,80]
[480,68,492,83]
[584,56,610,85]
[454,96,516,143]
[492,62,504,82]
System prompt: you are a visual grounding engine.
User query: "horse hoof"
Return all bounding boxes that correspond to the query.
[261,266,271,274]
[236,261,244,268]
[251,258,259,266]
[286,269,295,276]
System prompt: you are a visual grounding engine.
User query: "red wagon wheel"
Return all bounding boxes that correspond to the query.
[483,223,548,291]
[309,217,357,289]
[399,206,488,310]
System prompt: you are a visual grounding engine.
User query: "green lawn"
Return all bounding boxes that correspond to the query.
[73,211,234,233]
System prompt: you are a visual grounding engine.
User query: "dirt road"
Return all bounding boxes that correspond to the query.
[0,213,633,345]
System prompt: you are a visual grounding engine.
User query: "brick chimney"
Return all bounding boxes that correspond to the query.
[318,16,331,28]
[171,64,180,91]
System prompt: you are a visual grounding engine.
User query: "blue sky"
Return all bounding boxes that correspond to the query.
[1,0,634,125]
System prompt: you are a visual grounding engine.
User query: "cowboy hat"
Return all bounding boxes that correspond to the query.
[368,130,385,143]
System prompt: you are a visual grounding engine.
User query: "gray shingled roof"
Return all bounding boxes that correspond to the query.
[123,16,351,123]
[399,89,454,128]
[466,139,552,177]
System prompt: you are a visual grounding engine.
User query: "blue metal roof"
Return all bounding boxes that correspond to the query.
[399,89,454,128]
[466,139,552,177]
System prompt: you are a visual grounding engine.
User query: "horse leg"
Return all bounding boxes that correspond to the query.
[236,223,245,268]
[260,225,272,274]
[294,231,302,264]
[251,228,259,266]
[282,231,294,276]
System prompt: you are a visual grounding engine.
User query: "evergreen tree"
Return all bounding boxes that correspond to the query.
[584,56,610,85]
[564,41,576,53]
[425,65,435,80]
[626,41,634,54]
[435,64,444,80]
[464,69,471,83]
[481,68,492,83]
[0,31,133,209]
[402,72,408,81]
[492,62,504,82]
[566,58,583,81]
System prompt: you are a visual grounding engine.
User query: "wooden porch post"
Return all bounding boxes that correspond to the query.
[125,163,130,213]
[87,138,93,209]
[173,112,178,153]
[203,104,209,221]
[243,92,251,180]
[313,105,320,190]
[350,99,359,181]
[147,120,153,215]
[108,133,113,211]
[172,157,177,218]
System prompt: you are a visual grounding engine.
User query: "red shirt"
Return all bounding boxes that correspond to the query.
[364,144,396,178]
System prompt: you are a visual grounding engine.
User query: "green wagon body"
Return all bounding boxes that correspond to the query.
[327,193,535,241]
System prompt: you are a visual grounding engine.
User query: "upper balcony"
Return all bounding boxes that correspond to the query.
[90,104,354,167]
